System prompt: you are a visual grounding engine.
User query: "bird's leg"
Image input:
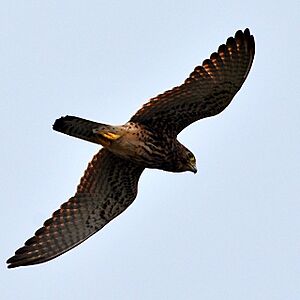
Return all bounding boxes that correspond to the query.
[93,129,121,140]
[92,125,124,148]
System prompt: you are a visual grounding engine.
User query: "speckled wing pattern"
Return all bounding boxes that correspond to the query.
[7,149,144,268]
[130,29,255,135]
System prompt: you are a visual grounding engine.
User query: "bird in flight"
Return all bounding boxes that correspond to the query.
[7,28,255,268]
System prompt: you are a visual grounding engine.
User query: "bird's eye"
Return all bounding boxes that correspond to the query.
[188,153,195,163]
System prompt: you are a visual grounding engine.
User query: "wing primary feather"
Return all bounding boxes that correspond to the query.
[130,28,255,135]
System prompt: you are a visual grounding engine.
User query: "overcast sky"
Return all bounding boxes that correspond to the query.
[1,1,299,299]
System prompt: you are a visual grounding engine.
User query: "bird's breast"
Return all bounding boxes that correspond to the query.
[107,123,174,169]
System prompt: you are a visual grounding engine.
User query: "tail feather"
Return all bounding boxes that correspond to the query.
[53,116,106,145]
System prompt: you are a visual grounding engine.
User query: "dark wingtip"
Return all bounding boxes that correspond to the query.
[7,262,15,269]
[244,28,250,36]
[247,29,255,56]
[243,28,254,44]
[6,257,14,264]
[6,245,29,268]
[6,255,20,268]
[6,255,39,269]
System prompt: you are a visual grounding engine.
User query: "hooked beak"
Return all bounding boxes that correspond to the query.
[188,163,197,174]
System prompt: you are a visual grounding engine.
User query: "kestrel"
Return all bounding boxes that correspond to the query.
[7,28,255,268]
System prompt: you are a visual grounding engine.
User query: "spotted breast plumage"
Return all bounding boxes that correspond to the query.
[7,28,255,268]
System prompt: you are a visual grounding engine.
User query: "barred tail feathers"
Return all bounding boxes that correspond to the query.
[53,116,123,145]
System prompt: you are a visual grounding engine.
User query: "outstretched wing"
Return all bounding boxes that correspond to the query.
[7,149,144,268]
[130,28,255,136]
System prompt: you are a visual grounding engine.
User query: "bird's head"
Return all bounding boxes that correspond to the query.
[178,147,197,174]
[185,150,197,174]
[187,151,197,173]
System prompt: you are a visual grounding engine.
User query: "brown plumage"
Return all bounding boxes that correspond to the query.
[7,28,255,268]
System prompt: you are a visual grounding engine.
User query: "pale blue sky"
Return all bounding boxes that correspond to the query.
[1,1,299,299]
